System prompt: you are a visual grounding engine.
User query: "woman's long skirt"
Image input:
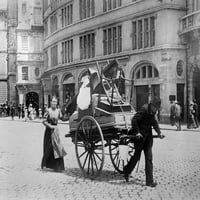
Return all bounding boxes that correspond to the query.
[41,128,64,171]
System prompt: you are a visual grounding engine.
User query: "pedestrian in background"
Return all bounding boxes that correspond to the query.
[33,108,37,119]
[28,104,34,120]
[193,99,199,128]
[21,104,25,119]
[187,101,197,129]
[18,104,21,119]
[10,104,15,120]
[170,100,176,126]
[41,96,67,172]
[7,104,10,117]
[123,97,165,187]
[174,101,182,131]
[24,107,28,122]
[39,108,42,120]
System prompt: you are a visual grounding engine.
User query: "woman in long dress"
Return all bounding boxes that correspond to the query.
[41,96,67,172]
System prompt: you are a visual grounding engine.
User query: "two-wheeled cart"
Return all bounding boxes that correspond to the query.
[65,60,136,178]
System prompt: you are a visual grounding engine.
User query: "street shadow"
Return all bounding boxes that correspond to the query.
[63,168,144,186]
[36,167,144,186]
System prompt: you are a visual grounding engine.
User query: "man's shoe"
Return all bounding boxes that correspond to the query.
[124,173,130,182]
[146,182,157,187]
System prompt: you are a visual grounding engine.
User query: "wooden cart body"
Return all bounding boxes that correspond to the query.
[66,60,136,178]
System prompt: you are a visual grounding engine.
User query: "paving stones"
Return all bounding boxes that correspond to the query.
[0,119,200,200]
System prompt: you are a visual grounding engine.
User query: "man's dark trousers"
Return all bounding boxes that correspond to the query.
[124,135,153,184]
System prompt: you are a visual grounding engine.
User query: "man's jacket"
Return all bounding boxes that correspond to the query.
[131,103,161,139]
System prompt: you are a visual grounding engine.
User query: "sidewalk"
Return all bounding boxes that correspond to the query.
[0,116,69,125]
[1,116,199,132]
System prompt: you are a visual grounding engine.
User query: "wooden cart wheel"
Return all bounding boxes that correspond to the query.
[75,116,105,178]
[109,139,134,173]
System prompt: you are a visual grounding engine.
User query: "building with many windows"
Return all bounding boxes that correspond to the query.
[7,0,44,110]
[0,0,8,104]
[179,0,200,116]
[42,0,187,122]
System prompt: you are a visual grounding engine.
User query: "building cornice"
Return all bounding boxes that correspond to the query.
[41,44,186,78]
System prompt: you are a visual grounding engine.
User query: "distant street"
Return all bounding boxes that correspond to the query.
[0,118,200,200]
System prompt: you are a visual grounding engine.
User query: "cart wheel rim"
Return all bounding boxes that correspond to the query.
[75,116,105,178]
[109,139,134,173]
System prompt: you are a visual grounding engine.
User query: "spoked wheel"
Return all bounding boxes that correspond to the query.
[75,116,105,178]
[109,139,134,173]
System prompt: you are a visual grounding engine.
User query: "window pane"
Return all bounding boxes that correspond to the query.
[150,16,155,47]
[91,33,95,57]
[103,0,107,12]
[142,66,146,78]
[108,28,112,54]
[62,42,65,64]
[103,30,107,55]
[132,21,137,50]
[113,27,117,53]
[136,70,140,79]
[148,65,152,78]
[108,0,111,10]
[144,18,149,48]
[22,66,28,80]
[138,20,143,49]
[118,26,122,52]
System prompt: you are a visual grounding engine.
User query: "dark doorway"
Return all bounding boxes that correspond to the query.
[177,84,185,120]
[136,85,149,111]
[26,92,39,110]
[63,84,75,103]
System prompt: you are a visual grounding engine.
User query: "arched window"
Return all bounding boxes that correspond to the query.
[134,64,159,80]
[176,60,184,77]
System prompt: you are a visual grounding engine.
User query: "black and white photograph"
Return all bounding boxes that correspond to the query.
[0,0,200,199]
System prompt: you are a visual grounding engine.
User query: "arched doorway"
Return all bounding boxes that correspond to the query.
[62,74,75,103]
[26,92,39,111]
[132,62,160,111]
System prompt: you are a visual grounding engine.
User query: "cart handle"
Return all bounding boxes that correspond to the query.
[120,134,165,140]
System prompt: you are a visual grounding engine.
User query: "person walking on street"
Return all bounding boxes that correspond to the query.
[187,101,197,129]
[18,104,22,119]
[123,97,165,187]
[21,104,25,119]
[174,101,182,131]
[39,108,42,120]
[7,104,10,117]
[11,104,15,120]
[24,107,28,122]
[170,100,176,126]
[41,96,67,172]
[193,99,199,128]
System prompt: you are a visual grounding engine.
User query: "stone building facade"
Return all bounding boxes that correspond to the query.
[7,0,44,110]
[42,0,186,122]
[0,0,8,104]
[179,0,200,117]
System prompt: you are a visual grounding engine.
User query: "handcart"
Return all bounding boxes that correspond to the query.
[65,60,136,178]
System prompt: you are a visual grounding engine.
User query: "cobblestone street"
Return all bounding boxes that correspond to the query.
[0,118,200,200]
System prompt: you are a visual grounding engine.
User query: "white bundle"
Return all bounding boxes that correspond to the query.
[77,78,91,110]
